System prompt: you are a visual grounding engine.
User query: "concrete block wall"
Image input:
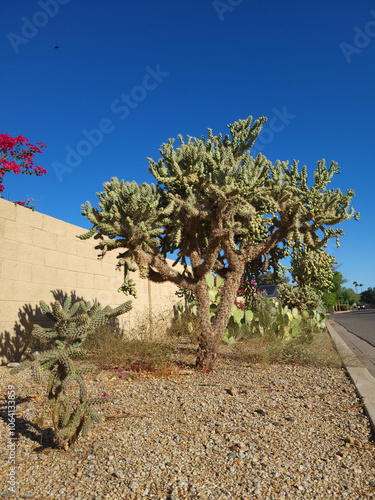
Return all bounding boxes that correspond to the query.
[0,198,181,363]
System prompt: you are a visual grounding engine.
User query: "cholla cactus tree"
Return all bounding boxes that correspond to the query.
[12,296,132,449]
[79,115,359,370]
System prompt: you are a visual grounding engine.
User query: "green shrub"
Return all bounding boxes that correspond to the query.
[339,303,350,311]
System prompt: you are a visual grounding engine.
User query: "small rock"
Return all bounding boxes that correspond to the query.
[255,409,266,416]
[227,452,236,459]
[7,362,19,368]
[95,373,108,382]
[285,416,295,422]
[129,480,139,492]
[226,387,237,396]
[238,442,249,452]
[115,470,125,479]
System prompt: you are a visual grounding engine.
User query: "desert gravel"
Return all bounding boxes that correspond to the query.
[1,353,375,499]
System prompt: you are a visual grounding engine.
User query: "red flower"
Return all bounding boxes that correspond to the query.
[0,134,47,205]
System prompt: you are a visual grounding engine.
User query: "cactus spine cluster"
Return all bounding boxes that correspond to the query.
[12,296,132,449]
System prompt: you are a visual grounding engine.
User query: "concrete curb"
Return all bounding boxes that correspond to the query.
[327,323,375,436]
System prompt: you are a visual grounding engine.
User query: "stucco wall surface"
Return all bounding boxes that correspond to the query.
[0,199,180,363]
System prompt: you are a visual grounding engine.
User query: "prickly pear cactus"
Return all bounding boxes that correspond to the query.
[251,300,327,341]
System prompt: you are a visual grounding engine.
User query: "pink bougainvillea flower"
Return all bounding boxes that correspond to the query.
[102,392,109,397]
[205,369,210,374]
[261,343,265,347]
[120,374,124,379]
[269,388,274,392]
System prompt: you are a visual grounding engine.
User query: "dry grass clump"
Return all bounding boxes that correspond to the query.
[232,329,343,368]
[84,309,178,374]
[83,305,343,376]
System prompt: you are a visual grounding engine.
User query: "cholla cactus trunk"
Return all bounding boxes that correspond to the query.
[195,268,244,370]
[194,279,216,370]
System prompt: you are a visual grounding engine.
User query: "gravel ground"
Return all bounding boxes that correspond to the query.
[1,351,375,500]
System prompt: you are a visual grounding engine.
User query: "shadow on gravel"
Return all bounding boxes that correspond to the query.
[0,395,55,451]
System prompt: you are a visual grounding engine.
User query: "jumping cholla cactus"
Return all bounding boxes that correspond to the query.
[78,115,359,371]
[11,296,132,449]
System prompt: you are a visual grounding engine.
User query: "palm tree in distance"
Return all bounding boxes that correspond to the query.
[353,281,358,294]
[359,283,364,293]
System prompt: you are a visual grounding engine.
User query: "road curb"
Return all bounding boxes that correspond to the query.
[327,323,375,436]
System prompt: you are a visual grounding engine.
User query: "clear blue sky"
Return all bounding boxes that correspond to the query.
[1,0,374,291]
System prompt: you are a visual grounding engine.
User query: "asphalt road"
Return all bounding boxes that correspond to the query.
[331,310,375,348]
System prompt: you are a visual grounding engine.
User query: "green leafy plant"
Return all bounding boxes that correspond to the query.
[11,297,132,449]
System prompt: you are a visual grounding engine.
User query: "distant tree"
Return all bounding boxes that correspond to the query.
[321,291,337,311]
[361,287,375,306]
[0,133,47,207]
[341,287,359,306]
[321,271,360,311]
[79,115,359,370]
[332,271,346,303]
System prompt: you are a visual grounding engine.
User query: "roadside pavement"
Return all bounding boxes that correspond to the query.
[328,317,375,436]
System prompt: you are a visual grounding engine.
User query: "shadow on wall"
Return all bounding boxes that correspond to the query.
[0,289,121,364]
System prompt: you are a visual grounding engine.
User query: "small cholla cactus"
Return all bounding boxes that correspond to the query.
[12,296,132,449]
